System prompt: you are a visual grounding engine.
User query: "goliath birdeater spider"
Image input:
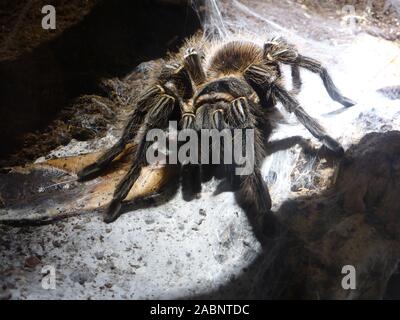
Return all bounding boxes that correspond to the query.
[77,35,355,224]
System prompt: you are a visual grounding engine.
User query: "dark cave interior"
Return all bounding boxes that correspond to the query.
[0,0,200,164]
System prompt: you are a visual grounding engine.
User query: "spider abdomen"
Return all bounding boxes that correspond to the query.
[208,41,264,78]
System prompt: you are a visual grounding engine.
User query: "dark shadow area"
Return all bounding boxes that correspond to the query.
[187,132,400,299]
[0,0,200,162]
[384,263,400,299]
[119,177,181,217]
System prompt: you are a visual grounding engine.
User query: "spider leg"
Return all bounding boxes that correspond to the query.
[77,85,163,181]
[183,48,206,85]
[273,83,344,155]
[263,39,355,107]
[265,136,317,156]
[220,97,272,214]
[166,62,194,100]
[290,64,302,95]
[195,103,215,130]
[244,65,344,155]
[180,111,202,201]
[181,162,201,200]
[105,93,177,223]
[225,97,254,128]
[193,103,219,181]
[295,54,355,107]
[197,107,226,181]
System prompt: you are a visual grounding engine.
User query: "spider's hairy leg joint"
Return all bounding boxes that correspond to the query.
[155,84,165,94]
[263,37,298,63]
[183,47,206,85]
[165,62,182,71]
[321,135,345,156]
[104,200,122,224]
[244,65,276,85]
[231,97,248,124]
[140,85,165,101]
[181,112,195,129]
[76,84,169,182]
[183,47,198,59]
[148,94,176,124]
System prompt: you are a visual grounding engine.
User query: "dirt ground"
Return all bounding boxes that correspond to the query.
[298,0,400,40]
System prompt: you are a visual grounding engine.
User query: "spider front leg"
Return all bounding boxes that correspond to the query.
[180,111,202,201]
[265,136,318,156]
[273,83,344,155]
[77,85,163,181]
[264,38,356,107]
[245,65,344,155]
[105,93,177,223]
[212,97,272,214]
[296,54,355,107]
[183,47,206,85]
[290,65,302,94]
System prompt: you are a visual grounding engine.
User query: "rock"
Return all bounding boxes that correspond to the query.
[52,240,62,248]
[24,256,41,268]
[144,217,155,225]
[377,85,400,100]
[70,267,95,286]
[199,131,400,299]
[104,283,113,289]
[94,251,104,260]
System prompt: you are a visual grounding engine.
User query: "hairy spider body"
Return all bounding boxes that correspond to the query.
[77,35,355,227]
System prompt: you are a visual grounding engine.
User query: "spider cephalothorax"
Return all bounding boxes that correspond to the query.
[77,35,355,226]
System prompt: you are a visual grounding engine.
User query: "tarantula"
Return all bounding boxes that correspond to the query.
[77,35,355,225]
